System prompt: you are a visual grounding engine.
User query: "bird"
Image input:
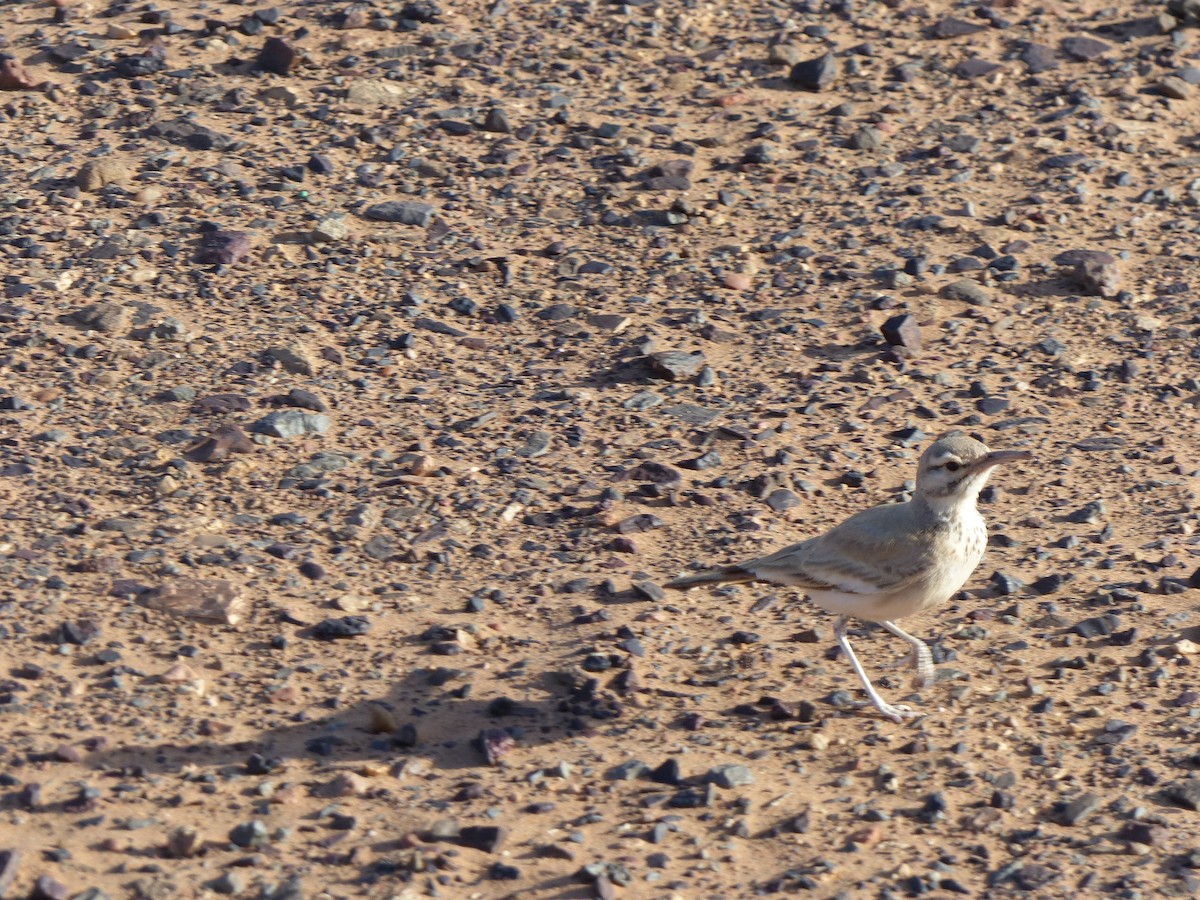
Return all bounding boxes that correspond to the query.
[665,431,1032,722]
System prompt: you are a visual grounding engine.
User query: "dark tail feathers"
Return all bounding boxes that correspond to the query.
[664,565,756,590]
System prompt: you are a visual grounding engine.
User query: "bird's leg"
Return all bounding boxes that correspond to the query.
[833,616,920,723]
[880,621,934,690]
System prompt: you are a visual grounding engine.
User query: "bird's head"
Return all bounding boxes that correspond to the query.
[915,431,1031,511]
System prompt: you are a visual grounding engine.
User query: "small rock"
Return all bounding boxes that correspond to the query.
[706,764,754,788]
[166,826,201,859]
[1066,500,1106,524]
[1160,75,1193,99]
[228,819,270,849]
[478,728,516,765]
[0,58,37,90]
[1058,792,1101,825]
[310,214,350,243]
[186,424,255,463]
[364,201,435,226]
[31,876,68,900]
[0,849,20,896]
[346,79,408,104]
[1166,779,1200,811]
[789,51,838,90]
[76,159,133,192]
[848,125,883,151]
[258,37,296,75]
[252,410,331,438]
[880,314,921,351]
[990,571,1024,594]
[264,343,317,376]
[67,301,131,334]
[1054,249,1119,298]
[207,872,245,895]
[198,230,252,266]
[482,107,511,133]
[457,825,506,852]
[312,616,370,639]
[140,578,247,625]
[648,350,705,381]
[941,279,992,306]
[1060,36,1110,61]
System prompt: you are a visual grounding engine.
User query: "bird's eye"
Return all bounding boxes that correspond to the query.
[944,460,961,473]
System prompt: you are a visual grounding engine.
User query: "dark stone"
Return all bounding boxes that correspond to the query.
[258,37,296,75]
[880,314,920,350]
[197,230,252,266]
[1019,43,1059,73]
[1057,792,1101,825]
[364,201,435,226]
[789,52,838,91]
[312,616,370,639]
[458,825,505,852]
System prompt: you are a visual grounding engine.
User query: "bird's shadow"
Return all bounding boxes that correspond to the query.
[81,660,617,779]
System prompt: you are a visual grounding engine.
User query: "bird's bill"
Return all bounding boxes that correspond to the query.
[968,449,1033,473]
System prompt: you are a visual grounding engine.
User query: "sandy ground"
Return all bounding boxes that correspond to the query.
[1,0,1200,896]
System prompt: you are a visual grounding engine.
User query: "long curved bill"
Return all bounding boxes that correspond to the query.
[967,449,1033,474]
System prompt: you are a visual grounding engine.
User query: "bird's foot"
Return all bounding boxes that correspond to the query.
[876,702,921,723]
[849,700,922,723]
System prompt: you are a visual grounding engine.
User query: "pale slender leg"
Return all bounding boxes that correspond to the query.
[833,615,919,723]
[880,621,934,690]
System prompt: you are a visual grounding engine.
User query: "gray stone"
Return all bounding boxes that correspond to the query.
[264,343,317,375]
[606,760,650,781]
[67,301,131,334]
[881,314,921,350]
[648,351,705,381]
[706,764,754,789]
[1058,792,1101,825]
[789,51,838,91]
[941,279,992,306]
[228,819,269,848]
[1167,779,1200,810]
[252,410,331,438]
[364,200,435,226]
[848,125,883,151]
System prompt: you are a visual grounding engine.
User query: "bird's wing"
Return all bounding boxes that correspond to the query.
[741,504,933,595]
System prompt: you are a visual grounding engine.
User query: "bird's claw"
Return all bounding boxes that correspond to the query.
[849,700,922,722]
[878,703,920,722]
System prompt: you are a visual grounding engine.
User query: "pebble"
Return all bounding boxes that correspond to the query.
[264,343,318,376]
[140,578,247,625]
[1054,249,1120,298]
[648,351,705,381]
[258,37,296,75]
[0,850,20,896]
[198,230,252,266]
[252,410,331,438]
[789,51,838,90]
[880,314,920,351]
[312,616,370,639]
[76,159,132,192]
[364,201,435,227]
[310,214,350,243]
[0,58,37,89]
[66,301,131,334]
[1058,791,1101,825]
[31,876,68,900]
[228,819,270,848]
[1060,36,1110,60]
[706,764,754,789]
[1166,780,1200,811]
[941,279,992,306]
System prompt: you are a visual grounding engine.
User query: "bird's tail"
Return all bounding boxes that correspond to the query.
[664,565,756,590]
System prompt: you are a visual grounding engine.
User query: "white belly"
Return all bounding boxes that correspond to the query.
[808,516,987,623]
